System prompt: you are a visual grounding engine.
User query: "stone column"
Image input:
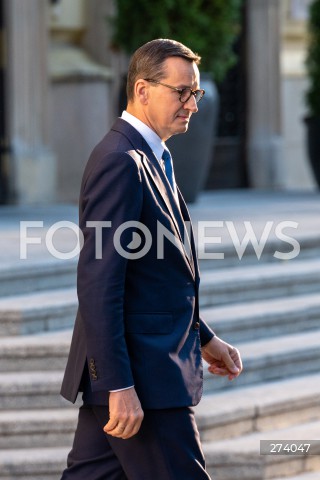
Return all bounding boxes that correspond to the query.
[83,0,128,118]
[5,0,56,203]
[82,0,114,67]
[246,0,285,188]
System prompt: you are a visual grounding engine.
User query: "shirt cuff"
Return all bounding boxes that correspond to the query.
[109,385,134,393]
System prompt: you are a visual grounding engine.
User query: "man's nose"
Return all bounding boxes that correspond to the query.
[183,94,198,113]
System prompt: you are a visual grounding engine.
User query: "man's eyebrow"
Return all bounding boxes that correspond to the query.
[180,81,200,89]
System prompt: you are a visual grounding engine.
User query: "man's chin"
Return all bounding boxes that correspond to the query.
[170,126,188,138]
[176,123,189,134]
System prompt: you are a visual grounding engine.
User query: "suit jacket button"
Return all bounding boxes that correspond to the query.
[194,322,200,330]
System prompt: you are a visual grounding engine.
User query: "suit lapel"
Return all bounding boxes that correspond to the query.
[178,189,199,282]
[141,151,196,278]
[112,118,195,278]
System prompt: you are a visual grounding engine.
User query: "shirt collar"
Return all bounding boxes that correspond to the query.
[121,111,166,162]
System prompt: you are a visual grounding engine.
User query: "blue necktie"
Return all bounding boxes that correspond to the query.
[162,148,178,199]
[162,148,193,263]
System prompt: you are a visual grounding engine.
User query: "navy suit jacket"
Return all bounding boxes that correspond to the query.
[60,118,214,409]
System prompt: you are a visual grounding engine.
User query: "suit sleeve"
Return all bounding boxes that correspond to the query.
[199,316,215,347]
[77,151,143,392]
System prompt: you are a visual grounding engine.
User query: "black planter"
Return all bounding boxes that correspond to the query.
[167,74,219,203]
[305,116,320,187]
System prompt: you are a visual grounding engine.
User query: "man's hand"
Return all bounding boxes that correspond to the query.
[202,336,243,380]
[104,387,144,440]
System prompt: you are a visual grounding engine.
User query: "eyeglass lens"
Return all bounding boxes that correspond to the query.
[180,88,203,103]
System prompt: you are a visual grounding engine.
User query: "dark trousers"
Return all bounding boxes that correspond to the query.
[60,404,212,480]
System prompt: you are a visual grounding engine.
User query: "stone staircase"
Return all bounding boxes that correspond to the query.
[1,202,320,479]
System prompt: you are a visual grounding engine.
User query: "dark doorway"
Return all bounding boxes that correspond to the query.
[0,0,9,204]
[205,4,248,190]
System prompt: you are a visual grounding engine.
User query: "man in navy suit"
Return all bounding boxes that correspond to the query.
[60,38,242,480]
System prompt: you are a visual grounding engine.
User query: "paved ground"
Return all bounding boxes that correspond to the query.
[0,189,319,266]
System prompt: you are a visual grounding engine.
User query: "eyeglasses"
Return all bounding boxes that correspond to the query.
[144,79,205,104]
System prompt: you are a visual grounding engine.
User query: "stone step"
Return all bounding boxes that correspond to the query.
[0,446,68,480]
[1,258,319,339]
[6,286,315,369]
[0,330,72,372]
[2,261,320,338]
[0,288,77,336]
[0,409,78,449]
[0,331,320,409]
[1,326,320,401]
[198,231,320,270]
[202,292,320,344]
[1,249,319,314]
[0,371,69,409]
[2,373,319,450]
[203,420,320,480]
[272,472,320,480]
[196,373,320,442]
[203,329,320,392]
[0,424,319,480]
[0,259,76,298]
[189,189,320,271]
[0,402,319,478]
[273,471,320,480]
[200,258,320,306]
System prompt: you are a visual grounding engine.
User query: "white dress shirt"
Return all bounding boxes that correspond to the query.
[121,110,166,163]
[121,111,179,202]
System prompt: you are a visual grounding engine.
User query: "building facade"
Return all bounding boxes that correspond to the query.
[0,0,316,205]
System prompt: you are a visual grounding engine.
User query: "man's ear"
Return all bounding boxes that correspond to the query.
[135,79,149,105]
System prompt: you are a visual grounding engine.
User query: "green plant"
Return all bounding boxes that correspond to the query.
[110,0,242,84]
[306,0,320,117]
